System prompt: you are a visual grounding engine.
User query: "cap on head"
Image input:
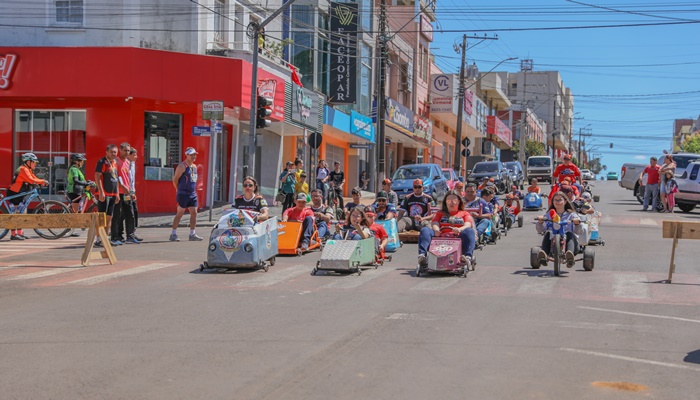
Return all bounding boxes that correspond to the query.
[413,179,423,186]
[505,194,513,200]
[185,147,198,155]
[563,154,572,160]
[582,192,592,201]
[376,191,388,199]
[295,193,307,202]
[383,178,392,185]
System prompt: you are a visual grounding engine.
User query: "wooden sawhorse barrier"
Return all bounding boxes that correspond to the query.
[663,220,700,283]
[0,212,116,267]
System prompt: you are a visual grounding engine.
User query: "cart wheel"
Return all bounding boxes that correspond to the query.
[530,247,542,269]
[415,265,421,277]
[583,247,595,271]
[199,263,205,272]
[297,249,302,257]
[311,267,317,276]
[263,264,269,272]
[517,215,524,228]
[357,268,362,276]
[386,255,392,262]
[269,256,276,266]
[593,195,600,202]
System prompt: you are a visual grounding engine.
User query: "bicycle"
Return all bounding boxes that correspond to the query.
[58,183,99,237]
[0,184,72,240]
[326,182,345,221]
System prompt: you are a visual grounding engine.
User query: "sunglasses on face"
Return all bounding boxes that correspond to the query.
[243,184,254,188]
[413,186,422,189]
[377,199,386,202]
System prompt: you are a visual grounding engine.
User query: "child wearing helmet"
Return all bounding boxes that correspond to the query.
[67,153,93,213]
[6,153,48,240]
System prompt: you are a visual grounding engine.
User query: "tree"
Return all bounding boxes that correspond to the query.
[511,139,546,160]
[588,158,602,174]
[681,132,700,154]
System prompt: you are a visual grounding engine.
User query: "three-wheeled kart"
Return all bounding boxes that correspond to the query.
[200,209,278,272]
[415,235,475,278]
[523,192,544,211]
[312,237,377,276]
[530,217,595,276]
[377,218,401,253]
[277,220,322,256]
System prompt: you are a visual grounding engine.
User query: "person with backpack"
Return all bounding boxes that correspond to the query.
[7,153,48,240]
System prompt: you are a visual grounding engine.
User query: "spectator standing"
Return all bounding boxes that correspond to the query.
[113,142,139,244]
[127,148,143,241]
[279,161,297,212]
[381,178,399,206]
[170,147,203,242]
[295,172,310,200]
[293,158,305,183]
[360,170,369,190]
[639,156,661,212]
[315,159,330,201]
[329,161,345,208]
[95,144,121,246]
[664,171,678,213]
[659,154,677,212]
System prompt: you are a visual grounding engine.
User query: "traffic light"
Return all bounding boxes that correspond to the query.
[256,95,273,129]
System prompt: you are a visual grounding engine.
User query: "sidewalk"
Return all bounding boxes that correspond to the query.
[139,190,377,228]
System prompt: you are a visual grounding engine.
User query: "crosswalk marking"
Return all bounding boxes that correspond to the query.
[517,277,558,295]
[6,268,79,281]
[65,263,177,285]
[234,265,309,288]
[411,276,462,291]
[321,267,392,289]
[612,273,650,299]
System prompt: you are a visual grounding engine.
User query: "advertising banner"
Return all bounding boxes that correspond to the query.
[486,116,513,148]
[429,74,455,114]
[291,84,320,128]
[385,97,414,134]
[329,2,358,104]
[350,110,375,142]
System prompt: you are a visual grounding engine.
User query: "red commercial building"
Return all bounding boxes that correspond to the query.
[0,47,287,212]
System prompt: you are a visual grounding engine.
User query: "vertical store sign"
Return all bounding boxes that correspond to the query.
[330,2,358,104]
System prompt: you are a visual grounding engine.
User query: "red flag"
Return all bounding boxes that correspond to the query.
[291,66,303,87]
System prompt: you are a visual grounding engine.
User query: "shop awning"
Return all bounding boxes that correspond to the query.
[486,116,513,149]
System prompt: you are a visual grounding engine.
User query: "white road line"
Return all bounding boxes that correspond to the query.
[386,313,440,321]
[65,263,177,285]
[517,278,558,295]
[612,273,650,299]
[234,265,309,287]
[5,268,79,281]
[0,249,27,252]
[321,267,392,289]
[552,321,652,331]
[411,277,462,291]
[578,306,700,324]
[559,348,700,372]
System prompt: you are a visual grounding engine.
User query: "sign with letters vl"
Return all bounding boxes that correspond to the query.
[329,2,358,104]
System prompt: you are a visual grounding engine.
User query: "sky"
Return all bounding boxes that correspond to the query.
[429,0,700,175]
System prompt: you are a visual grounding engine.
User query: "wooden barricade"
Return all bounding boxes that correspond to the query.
[0,212,116,267]
[662,220,700,283]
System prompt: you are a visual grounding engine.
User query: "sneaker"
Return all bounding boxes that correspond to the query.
[538,250,548,263]
[110,240,123,246]
[169,233,180,242]
[461,255,472,272]
[10,235,24,241]
[189,234,203,241]
[133,234,144,241]
[460,255,471,264]
[300,241,309,251]
[70,231,81,237]
[565,250,575,268]
[642,208,648,211]
[18,234,30,240]
[418,254,427,267]
[125,237,141,244]
[94,240,103,248]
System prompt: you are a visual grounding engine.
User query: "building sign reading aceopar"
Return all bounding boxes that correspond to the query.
[329,2,358,104]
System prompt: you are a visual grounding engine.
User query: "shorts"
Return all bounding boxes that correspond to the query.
[97,195,117,216]
[659,183,667,194]
[5,190,24,206]
[177,193,198,209]
[67,192,81,203]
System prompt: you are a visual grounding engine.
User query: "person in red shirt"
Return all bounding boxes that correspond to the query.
[365,209,389,259]
[549,177,579,203]
[113,142,138,244]
[553,154,582,193]
[282,193,316,250]
[7,152,48,240]
[639,156,661,211]
[417,191,476,269]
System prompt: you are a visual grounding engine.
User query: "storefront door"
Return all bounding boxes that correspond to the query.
[14,110,87,197]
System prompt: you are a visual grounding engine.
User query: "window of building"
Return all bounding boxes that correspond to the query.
[360,42,372,114]
[291,5,315,89]
[53,0,84,26]
[213,0,228,47]
[144,112,181,181]
[421,47,429,82]
[360,0,372,33]
[326,144,344,168]
[14,110,86,194]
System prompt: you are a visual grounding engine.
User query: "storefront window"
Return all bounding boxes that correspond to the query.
[13,110,86,195]
[144,112,181,181]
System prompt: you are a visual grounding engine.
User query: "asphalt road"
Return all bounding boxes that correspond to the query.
[1,180,699,399]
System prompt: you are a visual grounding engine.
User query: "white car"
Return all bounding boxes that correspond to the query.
[580,169,594,180]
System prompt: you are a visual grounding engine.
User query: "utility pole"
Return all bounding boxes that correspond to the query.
[452,34,467,174]
[246,0,299,180]
[375,0,387,182]
[518,59,533,166]
[577,125,591,165]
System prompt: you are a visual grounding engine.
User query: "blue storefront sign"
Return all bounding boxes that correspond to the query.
[385,97,414,134]
[350,110,375,142]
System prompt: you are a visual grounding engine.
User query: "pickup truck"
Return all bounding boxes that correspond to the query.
[620,153,700,205]
[675,160,700,212]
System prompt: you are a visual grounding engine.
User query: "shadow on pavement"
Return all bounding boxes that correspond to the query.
[513,269,568,277]
[684,350,700,365]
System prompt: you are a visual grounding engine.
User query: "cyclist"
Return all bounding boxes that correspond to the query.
[7,153,48,240]
[66,153,92,213]
[233,176,269,222]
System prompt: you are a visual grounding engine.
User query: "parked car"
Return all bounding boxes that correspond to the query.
[526,156,553,183]
[673,160,700,213]
[580,169,595,180]
[466,161,511,194]
[441,168,460,190]
[392,163,449,203]
[504,161,525,189]
[607,172,619,181]
[620,153,700,204]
